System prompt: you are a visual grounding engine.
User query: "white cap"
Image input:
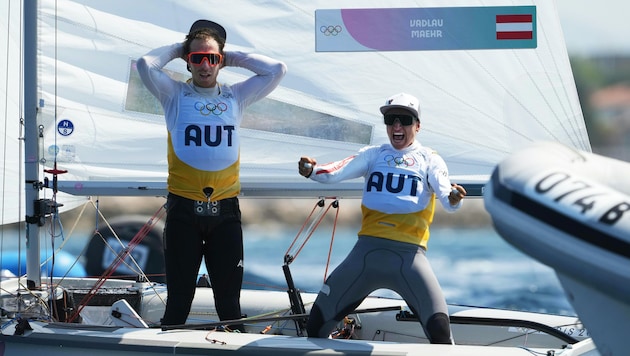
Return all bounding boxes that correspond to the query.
[379,92,420,118]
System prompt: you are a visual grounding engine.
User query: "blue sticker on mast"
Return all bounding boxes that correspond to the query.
[315,6,536,52]
[57,119,74,136]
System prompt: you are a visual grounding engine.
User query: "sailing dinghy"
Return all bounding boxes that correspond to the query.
[0,0,601,354]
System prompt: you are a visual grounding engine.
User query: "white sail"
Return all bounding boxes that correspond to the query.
[1,1,87,224]
[8,0,586,201]
[1,3,25,224]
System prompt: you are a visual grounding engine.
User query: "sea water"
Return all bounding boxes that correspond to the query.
[0,218,576,316]
[242,225,576,316]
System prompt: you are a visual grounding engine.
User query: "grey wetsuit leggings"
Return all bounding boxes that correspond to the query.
[306,235,452,344]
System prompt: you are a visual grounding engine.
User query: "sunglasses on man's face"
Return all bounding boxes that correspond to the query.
[383,114,416,126]
[188,52,223,66]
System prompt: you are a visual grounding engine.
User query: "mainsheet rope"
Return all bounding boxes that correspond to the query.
[284,198,340,282]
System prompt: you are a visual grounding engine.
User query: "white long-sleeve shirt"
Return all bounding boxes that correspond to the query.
[310,142,461,247]
[137,43,286,201]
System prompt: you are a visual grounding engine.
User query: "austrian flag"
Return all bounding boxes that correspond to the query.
[496,14,533,40]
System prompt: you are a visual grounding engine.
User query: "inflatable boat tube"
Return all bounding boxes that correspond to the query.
[484,141,630,303]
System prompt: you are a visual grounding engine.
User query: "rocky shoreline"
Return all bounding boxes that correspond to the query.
[76,196,492,231]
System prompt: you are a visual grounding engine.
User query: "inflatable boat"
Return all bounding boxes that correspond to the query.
[484,141,630,355]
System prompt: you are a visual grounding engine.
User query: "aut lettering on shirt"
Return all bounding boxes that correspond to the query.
[367,172,422,196]
[185,125,235,147]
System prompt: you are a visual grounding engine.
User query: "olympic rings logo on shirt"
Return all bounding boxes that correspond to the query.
[384,155,416,167]
[194,101,228,116]
[320,25,342,36]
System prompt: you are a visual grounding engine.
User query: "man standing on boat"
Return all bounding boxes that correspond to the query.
[298,93,465,343]
[137,19,286,330]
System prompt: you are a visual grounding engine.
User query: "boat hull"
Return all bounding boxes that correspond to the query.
[0,320,598,356]
[0,276,590,355]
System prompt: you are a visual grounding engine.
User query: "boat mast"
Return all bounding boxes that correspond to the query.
[23,0,41,288]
